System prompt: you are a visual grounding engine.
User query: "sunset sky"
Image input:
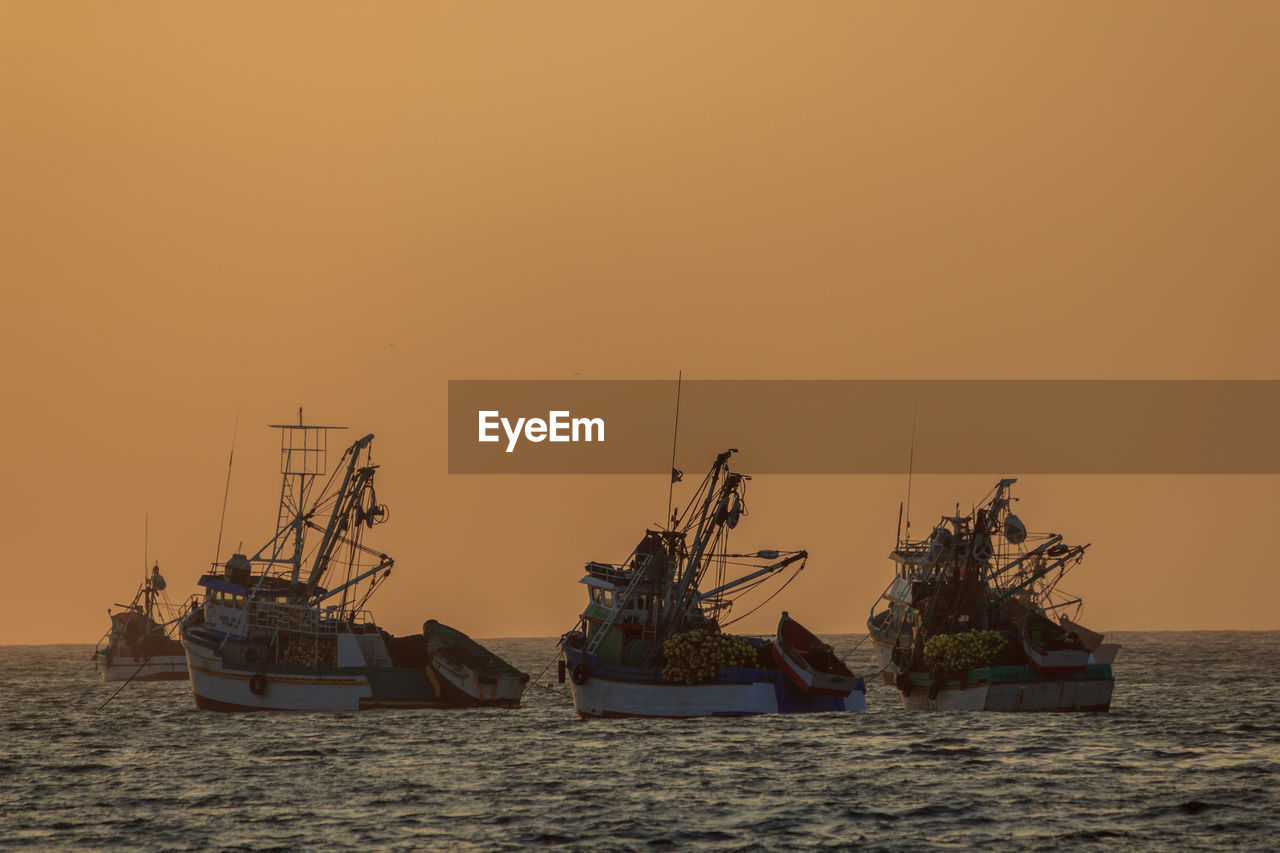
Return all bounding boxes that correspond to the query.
[3,2,1277,644]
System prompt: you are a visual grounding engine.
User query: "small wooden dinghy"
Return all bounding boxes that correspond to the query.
[424,620,529,708]
[772,612,864,697]
[1022,637,1092,674]
[1022,613,1091,674]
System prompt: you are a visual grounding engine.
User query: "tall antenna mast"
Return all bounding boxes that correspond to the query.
[143,513,153,619]
[213,411,239,567]
[666,370,683,527]
[904,406,917,541]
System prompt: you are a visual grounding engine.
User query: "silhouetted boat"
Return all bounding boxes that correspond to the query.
[94,563,187,682]
[867,478,1115,712]
[560,449,866,718]
[179,417,526,711]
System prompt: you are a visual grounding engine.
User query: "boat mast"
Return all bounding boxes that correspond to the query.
[903,408,917,545]
[665,370,683,528]
[664,449,737,636]
[301,432,375,601]
[258,412,347,593]
[213,412,238,570]
[143,514,151,621]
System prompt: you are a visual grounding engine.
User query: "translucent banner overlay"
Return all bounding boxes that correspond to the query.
[448,380,1280,474]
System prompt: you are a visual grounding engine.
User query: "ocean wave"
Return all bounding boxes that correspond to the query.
[0,633,1277,851]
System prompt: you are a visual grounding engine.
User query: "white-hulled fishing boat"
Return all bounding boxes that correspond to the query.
[559,449,866,718]
[179,416,526,712]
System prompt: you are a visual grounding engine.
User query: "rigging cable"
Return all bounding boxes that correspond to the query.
[719,558,807,628]
[665,370,682,528]
[95,596,195,713]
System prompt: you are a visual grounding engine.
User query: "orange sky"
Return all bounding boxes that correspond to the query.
[2,3,1278,644]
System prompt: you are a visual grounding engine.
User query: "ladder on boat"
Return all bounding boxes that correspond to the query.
[585,552,656,656]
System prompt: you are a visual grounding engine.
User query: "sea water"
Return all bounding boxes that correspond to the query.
[2,632,1276,851]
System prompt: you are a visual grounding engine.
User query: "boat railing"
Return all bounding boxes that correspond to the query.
[244,600,377,636]
[585,560,632,585]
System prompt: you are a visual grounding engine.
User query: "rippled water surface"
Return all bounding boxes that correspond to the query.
[2,632,1277,851]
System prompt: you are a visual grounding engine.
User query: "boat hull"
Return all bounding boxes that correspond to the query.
[96,655,188,682]
[185,631,375,712]
[1092,643,1121,664]
[95,630,189,682]
[423,620,528,708]
[899,663,1113,712]
[867,615,908,684]
[872,640,898,684]
[182,627,453,712]
[562,646,866,718]
[431,658,526,708]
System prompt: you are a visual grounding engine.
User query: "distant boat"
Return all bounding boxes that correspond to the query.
[179,418,527,712]
[867,478,1115,712]
[560,449,866,718]
[94,563,187,682]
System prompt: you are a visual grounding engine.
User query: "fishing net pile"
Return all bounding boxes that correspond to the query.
[923,630,1005,677]
[661,630,757,684]
[277,633,338,668]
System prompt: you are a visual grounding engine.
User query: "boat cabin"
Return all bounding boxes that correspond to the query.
[578,558,674,666]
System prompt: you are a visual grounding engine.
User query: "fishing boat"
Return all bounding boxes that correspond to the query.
[179,417,527,712]
[94,563,188,682]
[866,478,1115,712]
[559,449,866,718]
